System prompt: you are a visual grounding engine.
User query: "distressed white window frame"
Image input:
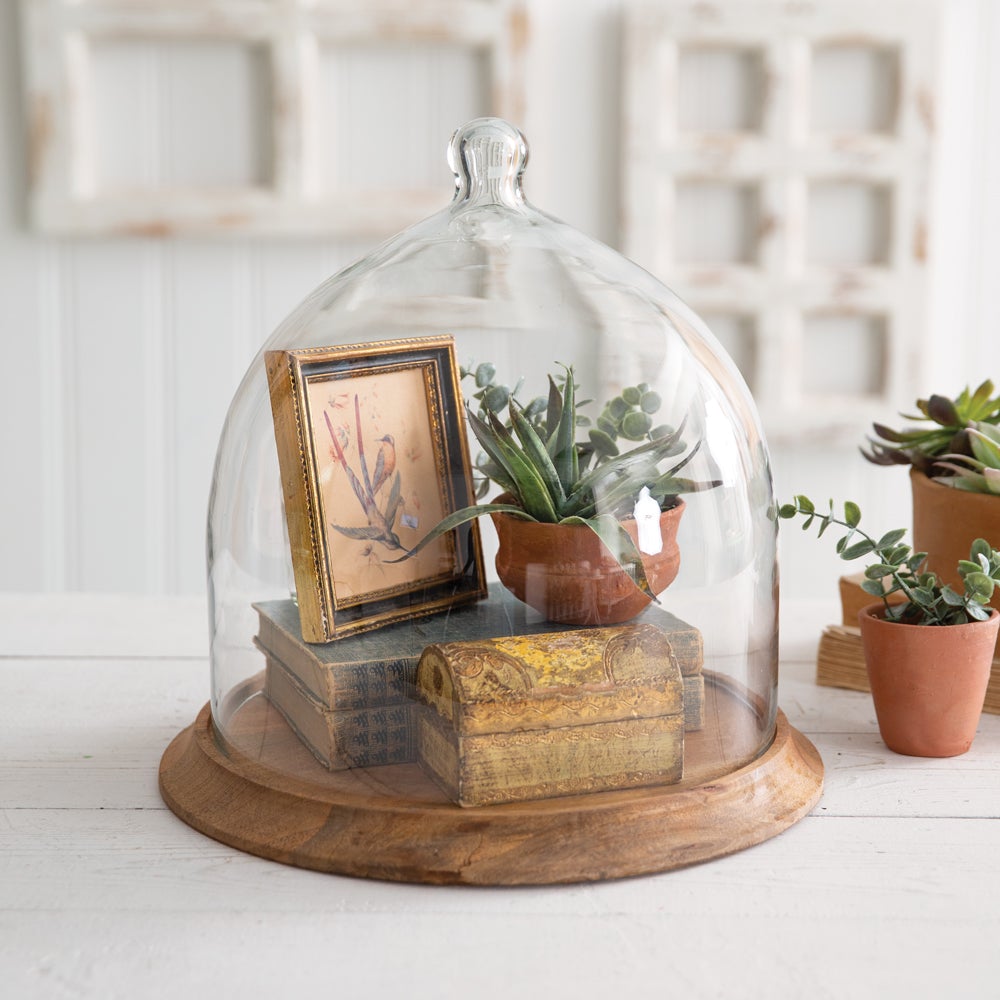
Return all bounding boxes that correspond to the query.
[622,1,939,443]
[20,0,527,237]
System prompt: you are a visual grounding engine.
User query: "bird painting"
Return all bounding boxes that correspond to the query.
[324,395,405,553]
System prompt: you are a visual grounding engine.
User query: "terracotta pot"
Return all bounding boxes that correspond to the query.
[910,468,1000,615]
[490,498,684,625]
[858,602,1000,757]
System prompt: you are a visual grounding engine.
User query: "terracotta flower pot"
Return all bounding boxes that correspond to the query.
[490,499,685,625]
[910,468,1000,616]
[858,602,1000,757]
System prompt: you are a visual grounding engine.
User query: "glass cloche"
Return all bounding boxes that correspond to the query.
[161,118,822,884]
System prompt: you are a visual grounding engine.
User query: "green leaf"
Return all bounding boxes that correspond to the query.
[566,428,688,508]
[621,410,653,440]
[466,408,522,496]
[545,375,563,441]
[386,503,532,563]
[860,579,886,597]
[523,395,548,420]
[607,396,628,420]
[482,384,510,412]
[875,528,907,549]
[795,495,815,514]
[640,391,662,414]
[509,402,567,510]
[940,586,967,606]
[887,545,912,566]
[964,571,995,602]
[588,428,619,456]
[483,412,559,522]
[550,366,579,492]
[970,538,993,563]
[966,603,992,621]
[840,539,876,560]
[777,504,797,519]
[970,426,1000,467]
[864,564,894,579]
[474,362,496,388]
[843,501,861,527]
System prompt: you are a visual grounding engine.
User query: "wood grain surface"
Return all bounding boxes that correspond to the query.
[159,673,823,884]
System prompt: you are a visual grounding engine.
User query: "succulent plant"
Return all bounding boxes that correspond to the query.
[932,421,1000,495]
[778,495,1000,626]
[396,363,720,598]
[862,380,1000,474]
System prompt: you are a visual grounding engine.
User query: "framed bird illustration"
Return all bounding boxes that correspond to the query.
[266,335,487,642]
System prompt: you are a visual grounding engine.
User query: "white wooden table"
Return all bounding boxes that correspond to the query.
[2,594,999,999]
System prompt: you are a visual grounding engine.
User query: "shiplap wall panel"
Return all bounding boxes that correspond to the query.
[67,242,152,591]
[171,245,242,595]
[0,241,47,590]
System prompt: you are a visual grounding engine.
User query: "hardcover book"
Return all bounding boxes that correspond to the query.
[261,643,417,770]
[254,585,705,721]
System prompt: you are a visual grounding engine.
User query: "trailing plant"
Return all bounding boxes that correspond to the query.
[778,495,1000,626]
[396,363,720,598]
[932,421,1000,495]
[862,380,1000,474]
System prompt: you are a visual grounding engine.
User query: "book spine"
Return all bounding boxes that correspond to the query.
[329,703,417,768]
[255,624,416,708]
[264,655,417,770]
[664,627,703,677]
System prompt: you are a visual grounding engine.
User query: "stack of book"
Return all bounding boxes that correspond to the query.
[255,586,706,771]
[816,573,1000,715]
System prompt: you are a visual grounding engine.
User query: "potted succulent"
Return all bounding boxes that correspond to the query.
[863,381,1000,612]
[399,363,720,625]
[779,495,1000,757]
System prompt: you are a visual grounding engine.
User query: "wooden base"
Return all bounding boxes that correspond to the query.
[159,677,823,885]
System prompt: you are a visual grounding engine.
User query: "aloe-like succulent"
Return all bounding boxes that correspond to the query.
[932,421,1000,495]
[396,364,720,598]
[778,495,1000,626]
[863,380,1000,473]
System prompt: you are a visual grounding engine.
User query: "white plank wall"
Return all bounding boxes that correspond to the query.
[2,0,1000,600]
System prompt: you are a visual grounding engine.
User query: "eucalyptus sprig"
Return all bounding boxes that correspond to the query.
[778,495,1000,626]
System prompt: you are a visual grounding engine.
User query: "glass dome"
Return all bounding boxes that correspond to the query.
[185,118,805,881]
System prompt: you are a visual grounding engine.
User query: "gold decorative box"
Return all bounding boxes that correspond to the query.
[416,623,685,807]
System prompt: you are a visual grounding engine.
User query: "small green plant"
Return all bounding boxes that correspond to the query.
[778,495,1000,625]
[862,380,1000,473]
[932,421,1000,495]
[396,363,720,597]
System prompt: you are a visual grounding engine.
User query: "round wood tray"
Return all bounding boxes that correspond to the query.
[159,675,824,884]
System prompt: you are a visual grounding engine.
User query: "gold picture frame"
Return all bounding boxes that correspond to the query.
[266,335,487,642]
